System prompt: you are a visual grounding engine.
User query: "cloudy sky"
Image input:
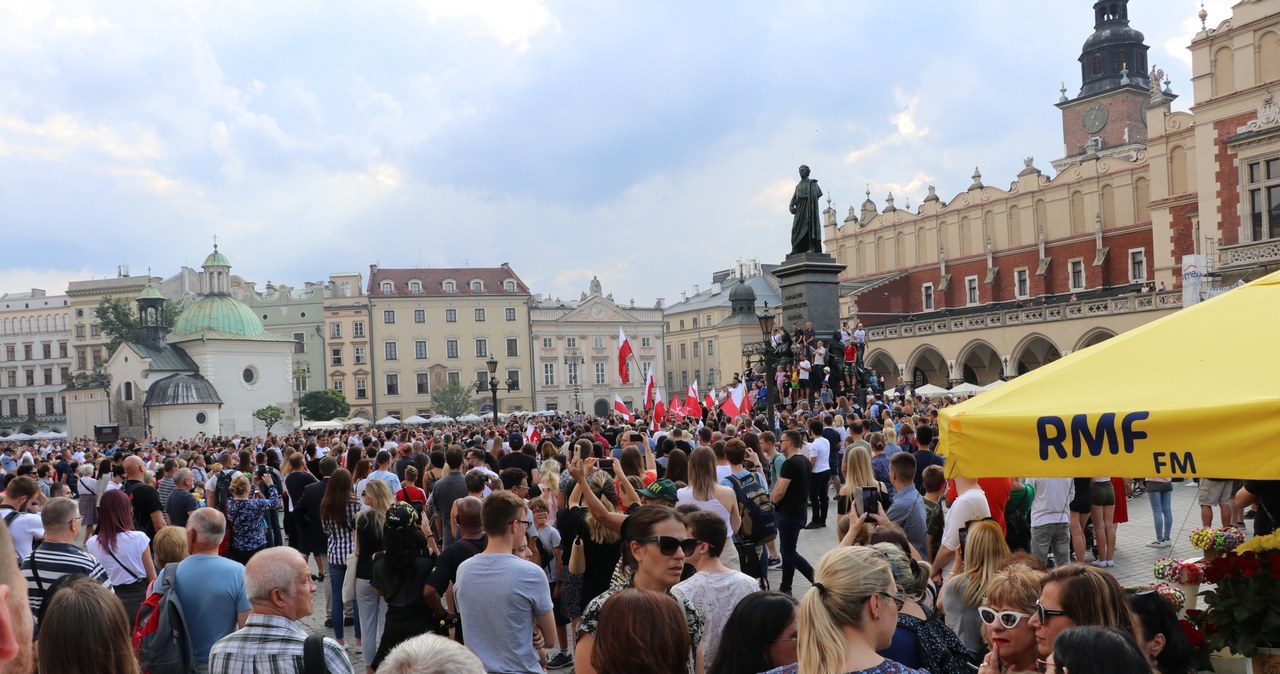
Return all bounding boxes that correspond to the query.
[0,0,1230,306]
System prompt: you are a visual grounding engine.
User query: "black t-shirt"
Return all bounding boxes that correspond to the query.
[555,506,621,608]
[777,454,811,518]
[1245,481,1280,524]
[426,535,487,594]
[393,456,414,482]
[372,554,435,609]
[123,479,162,539]
[601,428,620,448]
[499,452,538,478]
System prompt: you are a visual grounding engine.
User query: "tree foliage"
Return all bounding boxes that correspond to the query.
[96,295,179,356]
[299,389,350,422]
[253,405,285,434]
[432,382,476,419]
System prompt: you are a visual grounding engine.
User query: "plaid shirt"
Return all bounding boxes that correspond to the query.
[208,614,353,674]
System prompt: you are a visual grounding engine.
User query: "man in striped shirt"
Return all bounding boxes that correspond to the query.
[20,497,110,637]
[208,547,353,674]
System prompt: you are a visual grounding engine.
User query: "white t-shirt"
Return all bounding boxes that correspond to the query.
[798,360,811,381]
[940,488,990,580]
[673,569,759,665]
[808,436,831,473]
[2,510,44,560]
[88,530,151,586]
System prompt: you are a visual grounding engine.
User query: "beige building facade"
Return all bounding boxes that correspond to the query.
[663,259,781,397]
[366,264,534,418]
[0,290,73,436]
[323,272,373,420]
[530,278,664,415]
[827,0,1280,388]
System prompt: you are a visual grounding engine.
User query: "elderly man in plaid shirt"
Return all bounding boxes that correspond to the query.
[208,547,354,674]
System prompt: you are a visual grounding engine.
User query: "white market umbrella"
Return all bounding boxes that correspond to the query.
[948,382,984,396]
[980,379,1007,392]
[300,420,342,431]
[343,417,371,427]
[402,415,429,425]
[5,433,31,441]
[915,383,950,397]
[375,415,401,426]
[427,415,454,425]
[458,413,484,423]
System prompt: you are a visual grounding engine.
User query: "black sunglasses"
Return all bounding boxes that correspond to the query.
[635,536,698,557]
[1035,601,1068,624]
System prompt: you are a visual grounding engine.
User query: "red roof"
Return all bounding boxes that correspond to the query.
[366,264,530,298]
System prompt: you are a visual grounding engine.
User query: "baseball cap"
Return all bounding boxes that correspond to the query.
[638,479,678,504]
[385,501,420,528]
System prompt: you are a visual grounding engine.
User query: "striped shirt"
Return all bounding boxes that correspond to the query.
[157,477,176,524]
[208,613,354,674]
[21,542,112,635]
[320,498,361,561]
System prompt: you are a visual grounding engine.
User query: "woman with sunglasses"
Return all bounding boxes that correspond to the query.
[765,546,927,674]
[1027,563,1141,660]
[938,518,1010,657]
[976,563,1045,674]
[574,505,705,674]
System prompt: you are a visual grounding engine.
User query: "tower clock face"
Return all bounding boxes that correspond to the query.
[1082,103,1108,133]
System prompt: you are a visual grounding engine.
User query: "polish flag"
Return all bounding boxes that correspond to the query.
[651,397,666,433]
[617,328,633,385]
[704,392,716,413]
[720,384,750,418]
[525,422,542,447]
[613,395,633,421]
[643,369,656,410]
[685,380,702,419]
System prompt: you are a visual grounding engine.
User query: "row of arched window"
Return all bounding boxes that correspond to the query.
[0,314,71,335]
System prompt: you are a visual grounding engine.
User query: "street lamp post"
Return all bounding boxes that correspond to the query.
[757,306,776,430]
[485,355,500,425]
[564,354,584,412]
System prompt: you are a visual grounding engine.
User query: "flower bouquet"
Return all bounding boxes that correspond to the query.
[1195,531,1280,659]
[1153,557,1206,585]
[1189,526,1245,557]
[1180,610,1214,673]
[1127,582,1188,612]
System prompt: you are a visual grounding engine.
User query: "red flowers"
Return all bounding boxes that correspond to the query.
[1180,618,1206,648]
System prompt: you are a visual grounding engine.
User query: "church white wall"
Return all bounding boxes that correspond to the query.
[178,339,295,437]
[151,404,221,440]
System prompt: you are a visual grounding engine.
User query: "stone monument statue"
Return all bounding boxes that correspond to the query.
[789,165,823,255]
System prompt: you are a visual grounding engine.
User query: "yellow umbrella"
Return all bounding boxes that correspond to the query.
[938,269,1280,479]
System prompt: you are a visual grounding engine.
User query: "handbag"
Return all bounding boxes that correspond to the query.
[340,552,358,603]
[567,535,586,575]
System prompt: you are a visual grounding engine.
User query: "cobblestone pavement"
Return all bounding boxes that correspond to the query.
[297,480,1224,672]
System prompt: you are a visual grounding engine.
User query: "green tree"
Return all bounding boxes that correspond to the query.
[96,295,179,356]
[298,389,350,422]
[432,382,476,419]
[253,405,285,434]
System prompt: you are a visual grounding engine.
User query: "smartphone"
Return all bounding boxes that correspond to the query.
[860,487,880,520]
[959,526,971,551]
[598,458,614,472]
[629,433,642,442]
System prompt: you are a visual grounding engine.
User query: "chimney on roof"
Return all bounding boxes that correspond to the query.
[370,264,379,274]
[693,284,700,295]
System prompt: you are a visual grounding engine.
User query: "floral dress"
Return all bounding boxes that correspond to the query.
[577,578,704,674]
[225,485,281,553]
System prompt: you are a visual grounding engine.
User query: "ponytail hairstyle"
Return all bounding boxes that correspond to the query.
[798,546,894,674]
[871,542,931,601]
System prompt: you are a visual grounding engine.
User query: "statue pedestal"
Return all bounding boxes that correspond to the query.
[773,252,847,339]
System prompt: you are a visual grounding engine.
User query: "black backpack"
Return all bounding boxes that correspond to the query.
[212,469,237,512]
[726,473,778,545]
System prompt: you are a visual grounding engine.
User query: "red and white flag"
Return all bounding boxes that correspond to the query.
[651,396,665,433]
[613,394,633,421]
[685,380,702,419]
[704,392,715,413]
[720,383,750,418]
[670,393,686,418]
[525,422,542,447]
[617,328,633,385]
[643,369,656,410]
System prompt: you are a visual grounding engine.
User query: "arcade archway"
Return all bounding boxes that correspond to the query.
[1013,334,1062,375]
[906,345,948,387]
[956,339,1003,385]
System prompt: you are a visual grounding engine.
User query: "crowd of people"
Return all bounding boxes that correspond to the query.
[0,384,1274,673]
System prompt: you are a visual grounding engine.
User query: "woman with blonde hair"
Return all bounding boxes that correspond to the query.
[355,478,392,674]
[151,525,190,578]
[675,447,742,571]
[938,518,1009,657]
[538,459,560,526]
[224,472,281,564]
[977,563,1045,674]
[839,445,888,519]
[873,541,977,674]
[764,546,926,674]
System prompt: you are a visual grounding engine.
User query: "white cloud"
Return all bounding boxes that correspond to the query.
[0,267,97,298]
[417,0,557,50]
[1163,0,1235,68]
[0,112,166,162]
[844,88,930,163]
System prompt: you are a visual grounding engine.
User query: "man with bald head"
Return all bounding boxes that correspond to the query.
[425,496,485,638]
[123,454,165,539]
[176,508,251,673]
[0,524,33,673]
[208,547,353,674]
